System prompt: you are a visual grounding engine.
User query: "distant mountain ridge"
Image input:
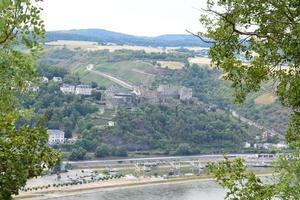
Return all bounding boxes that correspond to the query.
[46,28,211,47]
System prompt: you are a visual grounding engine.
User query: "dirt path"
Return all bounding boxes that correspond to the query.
[86,64,135,90]
[131,68,155,76]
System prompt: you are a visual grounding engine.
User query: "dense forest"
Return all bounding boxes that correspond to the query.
[57,102,253,161]
[102,104,251,154]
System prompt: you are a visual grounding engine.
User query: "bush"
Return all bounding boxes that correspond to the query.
[95,144,109,158]
[175,143,193,155]
[69,147,87,161]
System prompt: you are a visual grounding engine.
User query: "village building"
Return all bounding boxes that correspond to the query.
[105,85,121,98]
[157,84,193,101]
[75,85,93,95]
[60,84,75,94]
[276,143,288,149]
[253,143,263,149]
[47,129,65,145]
[244,142,251,148]
[42,76,49,83]
[179,86,193,100]
[157,85,180,97]
[108,121,115,127]
[260,130,274,139]
[52,76,63,82]
[135,86,158,103]
[28,86,39,93]
[263,143,274,149]
[106,92,133,109]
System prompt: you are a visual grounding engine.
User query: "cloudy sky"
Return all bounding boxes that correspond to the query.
[41,0,207,36]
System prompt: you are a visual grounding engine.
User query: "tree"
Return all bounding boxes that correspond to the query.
[92,90,102,100]
[198,0,300,199]
[0,1,59,199]
[95,144,109,158]
[175,143,193,155]
[112,147,128,157]
[69,147,87,161]
[91,81,98,88]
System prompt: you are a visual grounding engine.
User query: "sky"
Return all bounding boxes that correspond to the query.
[41,0,207,36]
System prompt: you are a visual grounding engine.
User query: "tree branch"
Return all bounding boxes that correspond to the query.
[202,8,275,40]
[185,29,215,44]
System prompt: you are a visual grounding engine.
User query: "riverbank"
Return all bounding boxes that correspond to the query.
[15,170,272,200]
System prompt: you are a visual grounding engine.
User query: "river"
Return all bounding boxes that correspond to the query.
[50,180,225,200]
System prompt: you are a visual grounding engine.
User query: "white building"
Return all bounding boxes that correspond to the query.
[42,76,49,83]
[28,86,39,93]
[263,143,274,149]
[47,129,65,145]
[108,121,115,127]
[53,77,63,82]
[276,143,288,149]
[244,142,251,148]
[60,84,75,94]
[75,85,93,95]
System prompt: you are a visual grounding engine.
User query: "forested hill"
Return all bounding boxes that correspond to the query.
[46,29,211,47]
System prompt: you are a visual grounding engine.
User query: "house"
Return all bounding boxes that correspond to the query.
[105,85,121,98]
[52,77,63,82]
[276,143,288,149]
[135,86,159,103]
[253,143,263,149]
[260,130,274,139]
[60,84,75,94]
[157,85,180,97]
[75,85,93,95]
[28,86,39,93]
[47,129,65,145]
[244,142,251,148]
[42,76,49,83]
[106,92,133,108]
[157,85,193,101]
[263,143,274,149]
[108,121,115,127]
[179,87,193,100]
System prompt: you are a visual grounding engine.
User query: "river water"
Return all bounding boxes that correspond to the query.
[52,180,225,200]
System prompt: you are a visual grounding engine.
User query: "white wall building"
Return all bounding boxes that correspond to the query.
[52,77,63,82]
[75,85,93,95]
[60,84,75,94]
[42,76,49,83]
[244,142,251,148]
[108,121,115,127]
[47,129,65,145]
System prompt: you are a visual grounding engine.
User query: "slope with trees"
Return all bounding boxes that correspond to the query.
[199,0,300,199]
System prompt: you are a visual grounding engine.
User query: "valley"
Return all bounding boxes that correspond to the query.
[22,37,290,162]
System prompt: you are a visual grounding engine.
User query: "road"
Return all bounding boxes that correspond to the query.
[86,64,135,90]
[66,154,274,167]
[231,109,282,139]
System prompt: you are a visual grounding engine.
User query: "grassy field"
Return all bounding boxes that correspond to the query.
[255,92,276,105]
[188,57,212,66]
[46,40,165,53]
[71,63,121,88]
[66,59,156,89]
[94,61,155,85]
[157,61,185,70]
[46,40,99,50]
